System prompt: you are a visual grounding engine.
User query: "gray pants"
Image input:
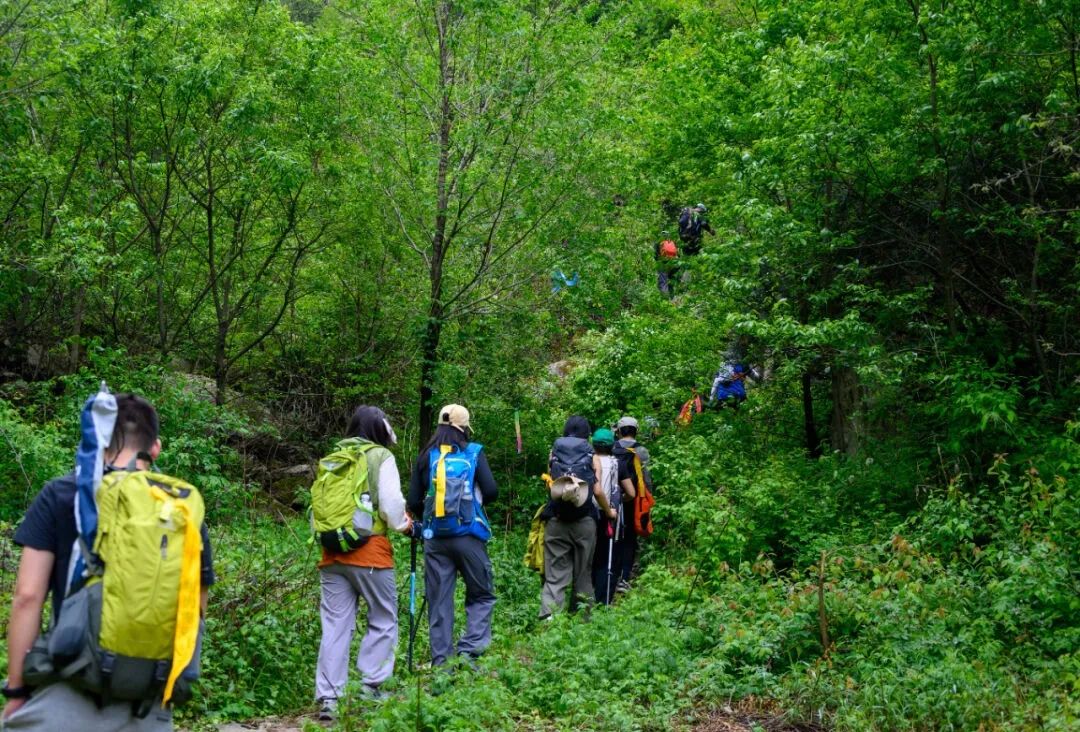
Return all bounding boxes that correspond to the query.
[315,564,398,701]
[540,516,596,617]
[1,681,171,731]
[424,536,495,666]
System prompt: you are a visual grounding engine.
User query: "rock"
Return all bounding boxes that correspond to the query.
[547,360,574,378]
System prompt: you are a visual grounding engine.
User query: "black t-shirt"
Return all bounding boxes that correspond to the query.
[14,472,217,623]
[613,439,652,505]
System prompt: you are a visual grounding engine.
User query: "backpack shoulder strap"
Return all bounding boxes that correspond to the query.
[625,447,646,491]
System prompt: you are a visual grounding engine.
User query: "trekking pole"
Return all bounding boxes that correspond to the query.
[408,536,418,673]
[607,504,622,603]
[605,516,614,604]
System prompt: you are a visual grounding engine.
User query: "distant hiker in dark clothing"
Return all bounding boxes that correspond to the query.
[407,405,498,669]
[677,203,715,256]
[655,232,679,296]
[611,416,652,592]
[539,417,617,618]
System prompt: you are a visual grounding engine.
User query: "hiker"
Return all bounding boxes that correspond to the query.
[611,416,653,592]
[708,362,752,409]
[677,203,714,256]
[313,406,413,720]
[590,428,634,604]
[708,338,755,409]
[3,393,215,731]
[655,233,679,296]
[406,405,498,669]
[539,417,618,619]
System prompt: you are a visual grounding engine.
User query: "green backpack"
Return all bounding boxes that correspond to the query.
[310,438,389,552]
[25,470,205,710]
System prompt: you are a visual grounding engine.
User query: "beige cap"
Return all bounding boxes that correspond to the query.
[615,416,638,430]
[438,404,471,431]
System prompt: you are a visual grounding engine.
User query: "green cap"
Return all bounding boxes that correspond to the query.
[591,428,614,446]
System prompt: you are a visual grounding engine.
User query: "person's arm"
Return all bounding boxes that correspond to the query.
[376,456,412,533]
[475,452,498,505]
[620,478,636,499]
[4,547,53,718]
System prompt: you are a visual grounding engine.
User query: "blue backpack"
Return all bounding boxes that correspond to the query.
[422,443,491,541]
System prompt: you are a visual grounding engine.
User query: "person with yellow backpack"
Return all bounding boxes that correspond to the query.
[3,391,215,731]
[310,406,413,720]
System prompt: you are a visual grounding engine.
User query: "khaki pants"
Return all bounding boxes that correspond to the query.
[540,516,596,617]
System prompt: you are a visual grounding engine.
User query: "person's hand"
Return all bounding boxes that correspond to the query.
[607,507,617,520]
[4,696,28,720]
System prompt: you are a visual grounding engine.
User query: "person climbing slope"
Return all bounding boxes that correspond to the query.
[312,406,413,721]
[590,428,632,604]
[611,416,653,592]
[407,405,498,670]
[539,417,617,618]
[655,232,680,296]
[677,203,715,256]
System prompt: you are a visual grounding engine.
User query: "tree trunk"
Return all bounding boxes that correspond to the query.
[802,371,821,458]
[418,0,454,446]
[418,312,442,447]
[829,365,861,457]
[68,285,86,373]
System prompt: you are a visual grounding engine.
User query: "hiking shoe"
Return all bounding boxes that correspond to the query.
[318,698,337,721]
[615,579,631,594]
[455,652,480,672]
[358,683,388,702]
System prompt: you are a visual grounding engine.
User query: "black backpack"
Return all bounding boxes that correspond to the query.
[678,207,702,242]
[549,437,596,520]
[550,437,596,485]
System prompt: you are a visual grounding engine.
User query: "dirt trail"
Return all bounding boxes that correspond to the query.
[215,717,313,732]
[684,700,826,732]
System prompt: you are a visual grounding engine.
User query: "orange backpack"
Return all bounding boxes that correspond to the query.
[626,447,655,536]
[659,239,678,258]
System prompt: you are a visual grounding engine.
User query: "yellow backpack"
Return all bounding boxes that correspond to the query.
[93,470,205,705]
[524,504,547,574]
[25,471,205,709]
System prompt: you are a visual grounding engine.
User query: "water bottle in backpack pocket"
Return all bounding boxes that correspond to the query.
[310,439,389,553]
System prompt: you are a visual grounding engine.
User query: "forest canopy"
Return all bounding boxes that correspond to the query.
[1,0,1078,729]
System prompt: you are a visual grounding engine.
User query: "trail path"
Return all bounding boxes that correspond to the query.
[216,717,312,732]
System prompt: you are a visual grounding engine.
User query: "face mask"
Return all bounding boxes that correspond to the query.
[382,418,398,445]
